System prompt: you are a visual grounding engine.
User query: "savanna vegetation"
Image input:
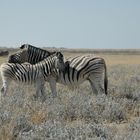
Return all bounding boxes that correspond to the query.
[0,48,140,140]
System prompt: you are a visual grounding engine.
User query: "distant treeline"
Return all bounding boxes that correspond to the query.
[60,49,140,55]
[0,50,9,56]
[44,48,140,55]
[0,47,140,55]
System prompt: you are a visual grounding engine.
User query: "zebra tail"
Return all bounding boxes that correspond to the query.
[104,60,108,95]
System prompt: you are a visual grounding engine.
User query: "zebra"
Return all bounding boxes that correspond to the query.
[1,52,65,99]
[8,44,108,96]
[8,44,55,64]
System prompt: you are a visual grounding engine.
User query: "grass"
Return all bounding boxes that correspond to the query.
[0,51,140,139]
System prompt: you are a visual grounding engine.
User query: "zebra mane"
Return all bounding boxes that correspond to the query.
[20,44,54,55]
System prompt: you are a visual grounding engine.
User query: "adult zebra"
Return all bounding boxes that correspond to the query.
[1,52,65,98]
[8,44,55,64]
[8,44,108,96]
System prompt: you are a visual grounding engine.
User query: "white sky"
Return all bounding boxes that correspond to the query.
[0,0,140,49]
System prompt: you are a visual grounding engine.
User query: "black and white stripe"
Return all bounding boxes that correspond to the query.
[1,52,65,98]
[8,44,108,95]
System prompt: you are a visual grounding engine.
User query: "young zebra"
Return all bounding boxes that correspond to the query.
[8,44,108,96]
[1,52,65,98]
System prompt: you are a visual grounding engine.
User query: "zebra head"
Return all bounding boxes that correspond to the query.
[54,52,66,71]
[8,49,28,64]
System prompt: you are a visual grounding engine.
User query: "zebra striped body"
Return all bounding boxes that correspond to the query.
[58,55,105,85]
[49,55,107,95]
[8,44,108,95]
[1,52,65,98]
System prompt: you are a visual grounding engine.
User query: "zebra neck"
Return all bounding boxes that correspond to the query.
[41,57,56,74]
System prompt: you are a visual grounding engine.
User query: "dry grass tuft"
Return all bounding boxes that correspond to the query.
[29,111,46,125]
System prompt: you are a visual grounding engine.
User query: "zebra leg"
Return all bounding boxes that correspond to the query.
[1,78,10,96]
[88,74,105,95]
[39,84,47,101]
[34,80,46,100]
[40,84,46,97]
[48,77,57,98]
[95,81,105,95]
[88,79,98,95]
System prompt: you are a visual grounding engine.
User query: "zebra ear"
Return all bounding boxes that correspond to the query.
[20,44,25,49]
[56,52,63,58]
